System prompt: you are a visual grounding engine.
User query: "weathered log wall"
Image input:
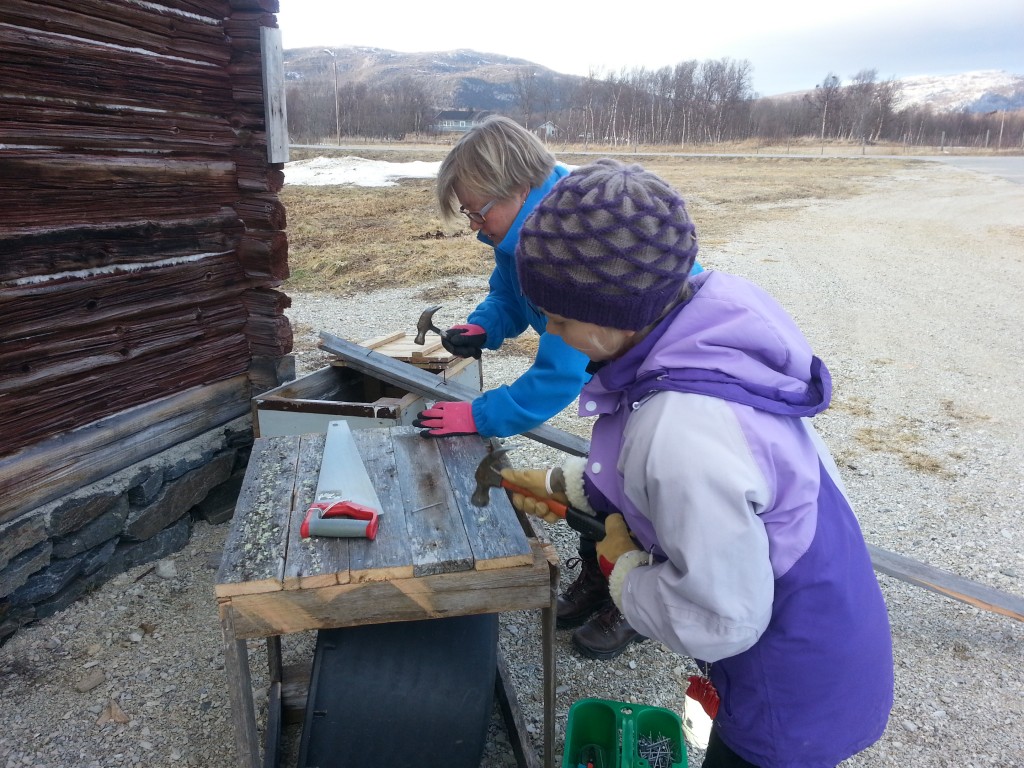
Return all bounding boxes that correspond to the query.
[0,0,292,641]
[0,0,290,468]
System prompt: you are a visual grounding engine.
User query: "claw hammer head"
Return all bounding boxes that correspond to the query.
[471,447,510,507]
[414,304,446,345]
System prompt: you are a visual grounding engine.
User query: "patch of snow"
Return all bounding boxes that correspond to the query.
[284,156,441,187]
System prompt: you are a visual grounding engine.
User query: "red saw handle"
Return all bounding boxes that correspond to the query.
[301,501,380,539]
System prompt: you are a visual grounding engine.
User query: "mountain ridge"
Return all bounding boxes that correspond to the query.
[284,46,1024,114]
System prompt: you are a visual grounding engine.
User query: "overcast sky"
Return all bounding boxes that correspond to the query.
[276,0,1024,96]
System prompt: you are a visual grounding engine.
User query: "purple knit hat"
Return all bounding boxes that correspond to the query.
[516,159,698,331]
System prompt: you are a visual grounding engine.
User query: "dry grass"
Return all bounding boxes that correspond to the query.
[852,419,953,477]
[281,147,917,296]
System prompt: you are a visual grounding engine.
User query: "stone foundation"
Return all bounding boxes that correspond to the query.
[0,416,253,644]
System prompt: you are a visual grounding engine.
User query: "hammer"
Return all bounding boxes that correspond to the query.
[414,304,448,346]
[472,448,606,538]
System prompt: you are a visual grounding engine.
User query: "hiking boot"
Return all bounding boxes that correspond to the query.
[556,556,610,629]
[571,602,648,660]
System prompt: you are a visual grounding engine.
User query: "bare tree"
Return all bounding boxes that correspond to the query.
[513,69,538,128]
[807,73,842,152]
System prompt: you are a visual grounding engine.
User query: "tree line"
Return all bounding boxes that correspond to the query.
[286,59,1024,150]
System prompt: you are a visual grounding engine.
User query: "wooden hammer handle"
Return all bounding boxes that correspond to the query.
[499,480,568,518]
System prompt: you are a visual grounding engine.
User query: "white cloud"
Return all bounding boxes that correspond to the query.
[277,0,1024,96]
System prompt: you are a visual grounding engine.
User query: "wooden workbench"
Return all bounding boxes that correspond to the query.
[215,425,558,768]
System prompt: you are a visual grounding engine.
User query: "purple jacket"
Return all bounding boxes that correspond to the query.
[579,271,893,767]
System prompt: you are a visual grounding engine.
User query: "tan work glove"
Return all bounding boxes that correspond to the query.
[596,514,642,578]
[597,513,649,611]
[499,467,569,524]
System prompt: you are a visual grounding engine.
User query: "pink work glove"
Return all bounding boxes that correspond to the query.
[413,401,479,437]
[442,324,487,359]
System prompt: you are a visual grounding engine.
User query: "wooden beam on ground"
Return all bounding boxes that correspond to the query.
[318,331,1024,623]
[868,544,1024,622]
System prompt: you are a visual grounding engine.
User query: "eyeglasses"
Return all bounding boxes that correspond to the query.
[459,199,497,225]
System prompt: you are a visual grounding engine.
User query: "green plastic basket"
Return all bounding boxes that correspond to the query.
[563,698,687,768]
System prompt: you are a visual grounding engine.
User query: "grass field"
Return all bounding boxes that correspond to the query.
[280,148,919,296]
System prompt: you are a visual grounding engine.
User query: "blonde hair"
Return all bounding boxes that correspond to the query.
[436,115,555,222]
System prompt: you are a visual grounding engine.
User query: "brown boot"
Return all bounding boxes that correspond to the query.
[556,556,610,629]
[571,602,648,660]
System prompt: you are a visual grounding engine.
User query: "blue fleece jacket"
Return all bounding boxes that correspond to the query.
[470,164,703,437]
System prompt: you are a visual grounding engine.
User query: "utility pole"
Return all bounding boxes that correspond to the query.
[323,48,340,145]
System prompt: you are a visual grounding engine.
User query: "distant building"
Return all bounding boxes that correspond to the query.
[534,121,560,141]
[430,109,495,133]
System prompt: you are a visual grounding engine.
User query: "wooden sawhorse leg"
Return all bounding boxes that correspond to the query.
[542,558,557,768]
[220,602,261,768]
[495,558,559,768]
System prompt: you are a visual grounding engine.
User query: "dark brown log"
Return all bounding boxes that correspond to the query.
[231,81,265,103]
[0,254,251,341]
[0,0,231,64]
[1,154,241,228]
[245,314,292,357]
[228,0,279,12]
[0,302,246,393]
[0,0,288,518]
[0,31,234,111]
[0,211,242,282]
[236,232,288,280]
[0,101,238,152]
[233,195,286,230]
[223,13,276,40]
[178,0,232,15]
[2,332,250,455]
[240,288,292,357]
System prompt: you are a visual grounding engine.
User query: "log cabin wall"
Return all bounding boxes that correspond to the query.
[0,0,293,643]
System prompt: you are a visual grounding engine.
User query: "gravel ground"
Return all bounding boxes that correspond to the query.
[2,161,1022,768]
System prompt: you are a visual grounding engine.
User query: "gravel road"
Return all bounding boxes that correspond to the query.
[2,160,1021,768]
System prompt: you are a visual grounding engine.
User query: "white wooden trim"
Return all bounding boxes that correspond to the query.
[260,26,289,164]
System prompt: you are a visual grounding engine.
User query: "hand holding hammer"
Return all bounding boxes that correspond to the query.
[472,449,605,538]
[414,305,487,358]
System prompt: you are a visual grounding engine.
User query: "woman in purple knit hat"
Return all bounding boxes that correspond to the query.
[503,158,894,767]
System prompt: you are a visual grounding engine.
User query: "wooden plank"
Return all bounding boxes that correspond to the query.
[282,433,339,591]
[411,341,445,357]
[390,429,475,577]
[260,26,288,164]
[0,375,251,523]
[868,544,1024,622]
[434,436,533,571]
[359,330,405,350]
[224,544,552,638]
[319,332,590,457]
[215,436,300,597]
[348,428,415,582]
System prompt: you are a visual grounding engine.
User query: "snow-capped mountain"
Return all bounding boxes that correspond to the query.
[896,70,1024,112]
